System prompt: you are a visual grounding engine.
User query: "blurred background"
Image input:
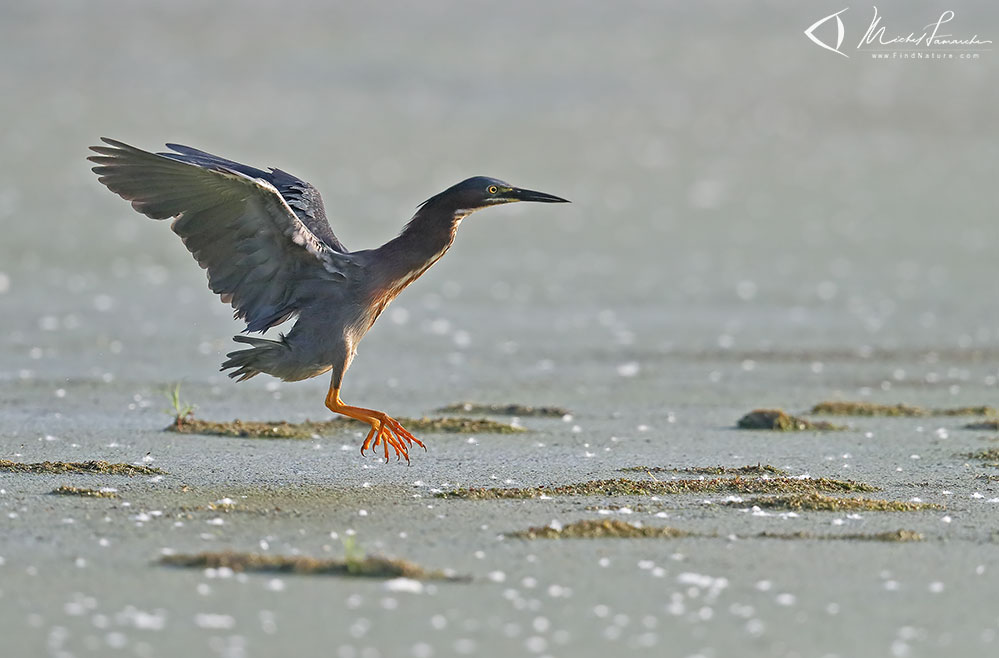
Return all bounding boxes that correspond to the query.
[1,3,998,657]
[1,0,996,414]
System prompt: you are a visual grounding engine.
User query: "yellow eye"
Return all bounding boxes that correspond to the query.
[488,185,498,194]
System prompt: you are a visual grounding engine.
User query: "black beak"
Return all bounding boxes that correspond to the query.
[508,187,570,203]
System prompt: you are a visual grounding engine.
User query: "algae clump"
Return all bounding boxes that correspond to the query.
[734,492,942,512]
[620,464,788,476]
[736,409,843,431]
[160,551,466,581]
[436,402,569,417]
[437,476,877,500]
[0,460,164,476]
[811,401,926,417]
[508,521,924,543]
[50,485,119,498]
[509,519,691,540]
[757,529,924,542]
[812,400,996,417]
[965,420,999,431]
[965,448,999,462]
[168,414,523,439]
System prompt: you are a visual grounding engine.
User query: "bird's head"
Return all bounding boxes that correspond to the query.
[420,176,569,219]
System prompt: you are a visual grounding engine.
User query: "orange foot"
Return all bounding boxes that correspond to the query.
[325,387,427,463]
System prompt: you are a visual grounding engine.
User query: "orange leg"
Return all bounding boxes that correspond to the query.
[324,385,426,463]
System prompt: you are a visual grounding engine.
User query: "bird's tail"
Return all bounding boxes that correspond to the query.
[220,335,289,381]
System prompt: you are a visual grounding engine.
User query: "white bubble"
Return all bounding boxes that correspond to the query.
[385,578,423,594]
[775,593,796,606]
[93,294,114,312]
[194,613,235,629]
[735,280,757,301]
[617,362,640,377]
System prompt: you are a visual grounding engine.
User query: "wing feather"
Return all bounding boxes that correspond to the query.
[157,143,348,253]
[89,138,357,333]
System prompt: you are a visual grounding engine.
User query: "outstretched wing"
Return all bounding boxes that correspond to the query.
[88,138,356,333]
[157,143,347,253]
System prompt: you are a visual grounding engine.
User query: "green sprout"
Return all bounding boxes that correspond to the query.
[342,536,366,574]
[165,384,196,427]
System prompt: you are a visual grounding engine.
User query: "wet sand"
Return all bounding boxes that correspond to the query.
[3,373,999,658]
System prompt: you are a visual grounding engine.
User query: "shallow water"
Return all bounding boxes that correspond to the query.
[1,2,998,657]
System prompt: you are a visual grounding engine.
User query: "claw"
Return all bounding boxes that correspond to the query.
[365,419,413,464]
[360,426,378,456]
[325,386,427,464]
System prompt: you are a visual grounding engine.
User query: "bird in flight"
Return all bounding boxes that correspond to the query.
[88,138,568,463]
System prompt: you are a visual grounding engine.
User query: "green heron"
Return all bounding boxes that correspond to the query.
[88,138,568,463]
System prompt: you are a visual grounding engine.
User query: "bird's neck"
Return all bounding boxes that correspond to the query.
[369,204,469,308]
